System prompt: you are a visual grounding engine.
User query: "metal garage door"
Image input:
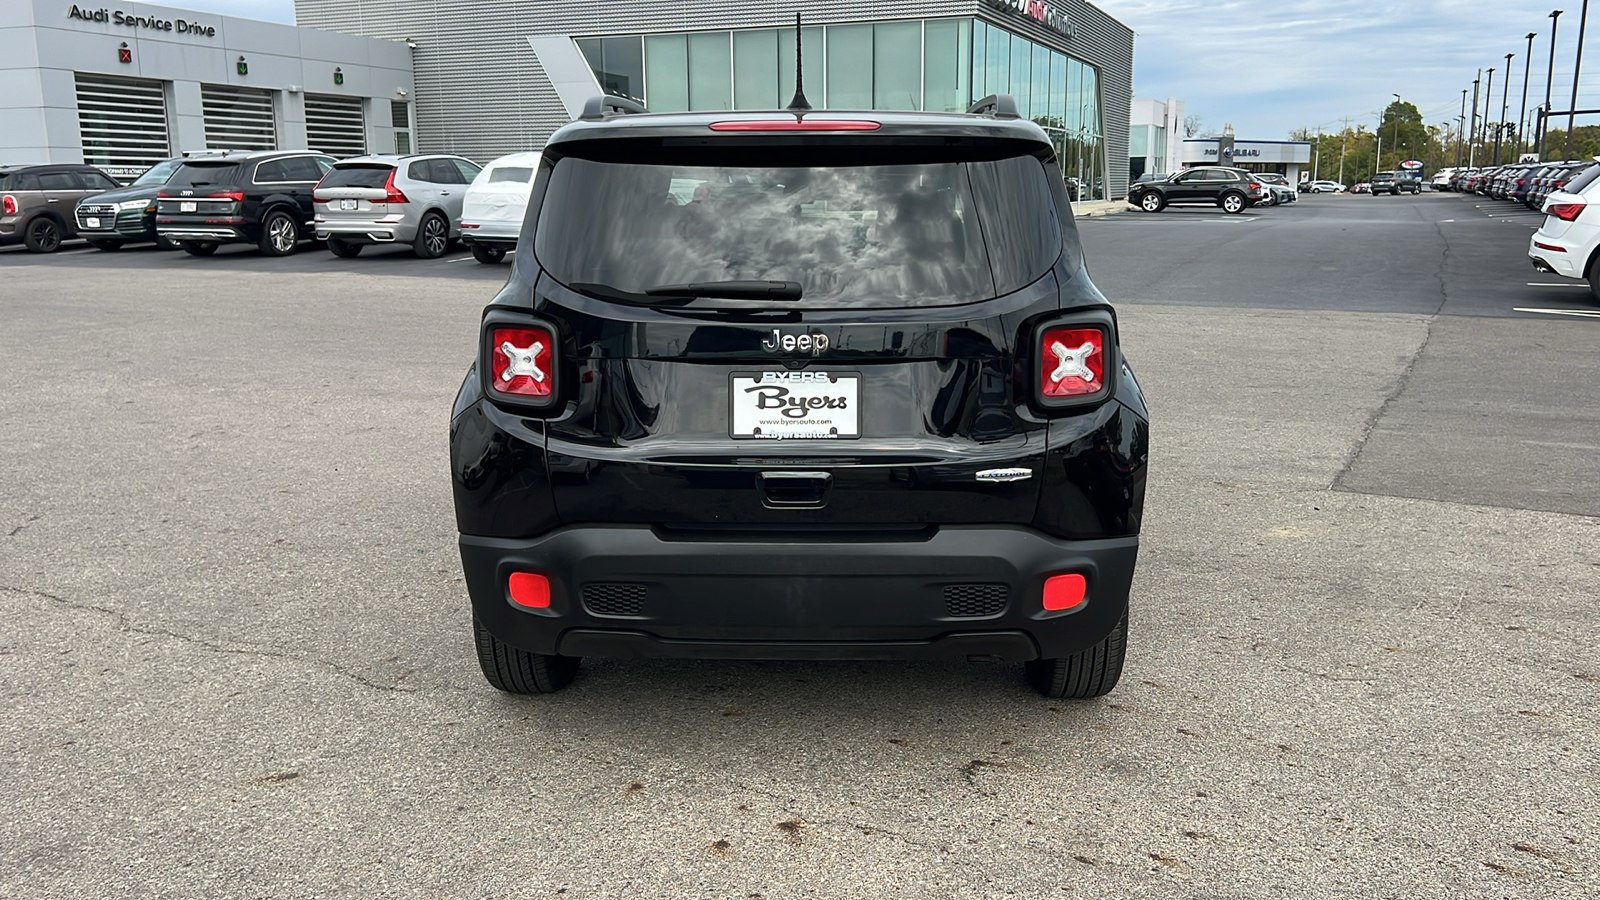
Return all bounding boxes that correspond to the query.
[74,73,171,179]
[304,94,366,158]
[201,84,276,151]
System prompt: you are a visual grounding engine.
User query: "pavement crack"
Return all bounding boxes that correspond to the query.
[0,584,417,693]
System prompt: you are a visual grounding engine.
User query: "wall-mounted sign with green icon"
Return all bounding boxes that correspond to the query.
[236,55,247,75]
[334,67,344,85]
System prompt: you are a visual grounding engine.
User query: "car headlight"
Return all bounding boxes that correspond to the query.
[116,199,151,211]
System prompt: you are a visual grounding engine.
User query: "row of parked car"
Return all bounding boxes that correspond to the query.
[0,149,541,264]
[1432,160,1595,211]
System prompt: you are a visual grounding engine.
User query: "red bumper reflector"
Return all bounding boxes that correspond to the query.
[1533,241,1567,252]
[709,119,882,132]
[508,572,550,609]
[1042,574,1087,611]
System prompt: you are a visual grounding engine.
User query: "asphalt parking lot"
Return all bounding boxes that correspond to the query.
[2,193,1596,897]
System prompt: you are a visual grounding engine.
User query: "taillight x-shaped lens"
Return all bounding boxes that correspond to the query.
[1040,328,1105,397]
[491,327,553,397]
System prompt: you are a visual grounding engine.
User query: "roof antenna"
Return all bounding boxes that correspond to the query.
[785,13,812,112]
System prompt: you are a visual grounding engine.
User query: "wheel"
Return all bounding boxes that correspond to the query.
[1026,609,1127,698]
[22,217,63,253]
[327,237,363,258]
[155,234,180,251]
[181,241,219,257]
[413,212,449,258]
[471,243,507,264]
[258,209,299,256]
[1138,192,1165,213]
[86,238,124,251]
[472,616,580,694]
[1220,192,1246,214]
[1587,261,1600,304]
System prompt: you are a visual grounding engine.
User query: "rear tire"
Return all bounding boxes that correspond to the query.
[413,211,449,259]
[473,616,581,694]
[86,238,124,251]
[471,243,507,264]
[181,241,218,257]
[258,209,299,256]
[1220,192,1246,214]
[1586,261,1600,304]
[155,234,180,251]
[327,237,363,258]
[1026,610,1127,698]
[23,217,63,253]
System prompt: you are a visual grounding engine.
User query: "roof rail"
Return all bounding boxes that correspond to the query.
[580,94,650,121]
[967,94,1020,119]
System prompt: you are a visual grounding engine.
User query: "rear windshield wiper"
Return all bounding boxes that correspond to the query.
[644,280,802,301]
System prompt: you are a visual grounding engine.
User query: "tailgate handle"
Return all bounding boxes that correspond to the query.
[758,471,831,508]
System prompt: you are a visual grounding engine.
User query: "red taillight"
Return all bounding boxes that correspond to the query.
[383,168,407,204]
[1,195,15,216]
[1533,240,1567,252]
[1042,574,1087,611]
[1547,202,1586,221]
[211,191,244,202]
[490,326,554,398]
[508,572,550,609]
[1039,327,1105,398]
[708,119,882,132]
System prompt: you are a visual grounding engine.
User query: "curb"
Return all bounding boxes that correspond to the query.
[1071,200,1129,219]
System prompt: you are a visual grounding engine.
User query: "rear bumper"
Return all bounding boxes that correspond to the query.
[1529,235,1583,278]
[315,215,415,243]
[462,525,1138,661]
[158,225,247,243]
[460,221,520,245]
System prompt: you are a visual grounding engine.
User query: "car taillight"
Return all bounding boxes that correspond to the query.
[709,119,881,131]
[1547,202,1586,221]
[383,168,407,204]
[2,195,15,216]
[489,326,554,398]
[1039,326,1106,400]
[211,191,244,202]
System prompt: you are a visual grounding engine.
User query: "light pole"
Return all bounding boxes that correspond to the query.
[1390,93,1401,171]
[1471,71,1481,166]
[1458,89,1468,168]
[1520,31,1537,158]
[1543,10,1563,160]
[1565,0,1590,161]
[1485,68,1496,153]
[1499,53,1514,164]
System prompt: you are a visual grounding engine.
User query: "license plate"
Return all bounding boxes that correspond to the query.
[179,201,196,212]
[85,217,100,228]
[731,372,860,440]
[340,199,357,210]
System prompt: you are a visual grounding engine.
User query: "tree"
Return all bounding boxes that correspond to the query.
[1183,114,1204,138]
[1377,100,1428,169]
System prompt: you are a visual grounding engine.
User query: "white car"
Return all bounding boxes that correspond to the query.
[1527,162,1600,298]
[460,151,540,264]
[1306,180,1344,193]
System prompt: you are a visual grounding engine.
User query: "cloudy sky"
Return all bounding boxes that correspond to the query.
[180,0,1596,140]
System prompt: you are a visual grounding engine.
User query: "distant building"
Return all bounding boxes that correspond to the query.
[1182,137,1311,185]
[1129,96,1183,181]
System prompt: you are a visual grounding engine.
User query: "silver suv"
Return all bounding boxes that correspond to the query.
[312,154,482,258]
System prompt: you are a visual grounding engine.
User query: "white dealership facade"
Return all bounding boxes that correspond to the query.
[0,0,414,176]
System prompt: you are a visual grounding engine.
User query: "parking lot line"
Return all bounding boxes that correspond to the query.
[1513,306,1600,317]
[1526,282,1587,287]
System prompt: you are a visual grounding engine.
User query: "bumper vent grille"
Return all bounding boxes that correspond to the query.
[582,583,646,617]
[944,584,1008,617]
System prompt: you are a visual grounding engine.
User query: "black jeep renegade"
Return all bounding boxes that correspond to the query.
[450,94,1150,698]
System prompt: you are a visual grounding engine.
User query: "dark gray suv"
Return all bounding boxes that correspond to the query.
[1127,166,1260,214]
[1,164,122,252]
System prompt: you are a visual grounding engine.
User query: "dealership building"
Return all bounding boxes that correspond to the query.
[294,0,1136,200]
[1,0,413,177]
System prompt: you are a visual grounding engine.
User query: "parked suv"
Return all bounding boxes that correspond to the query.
[1369,171,1402,195]
[0,163,121,252]
[460,152,540,264]
[155,151,335,256]
[75,157,184,250]
[1528,162,1600,299]
[313,154,482,258]
[451,95,1149,698]
[1128,166,1260,213]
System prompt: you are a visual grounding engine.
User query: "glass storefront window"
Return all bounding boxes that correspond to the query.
[733,29,778,109]
[577,36,644,103]
[971,20,987,99]
[826,24,873,110]
[644,34,689,111]
[984,24,1010,98]
[1029,43,1049,128]
[1009,33,1031,117]
[874,21,922,110]
[777,26,824,108]
[923,19,971,113]
[687,32,732,110]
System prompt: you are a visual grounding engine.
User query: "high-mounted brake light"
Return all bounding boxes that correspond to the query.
[2,195,15,216]
[490,326,554,398]
[1039,327,1106,399]
[1547,201,1586,222]
[383,168,408,204]
[709,119,882,132]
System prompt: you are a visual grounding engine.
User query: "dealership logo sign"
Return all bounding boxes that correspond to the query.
[983,0,1075,38]
[67,4,217,37]
[1204,147,1261,157]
